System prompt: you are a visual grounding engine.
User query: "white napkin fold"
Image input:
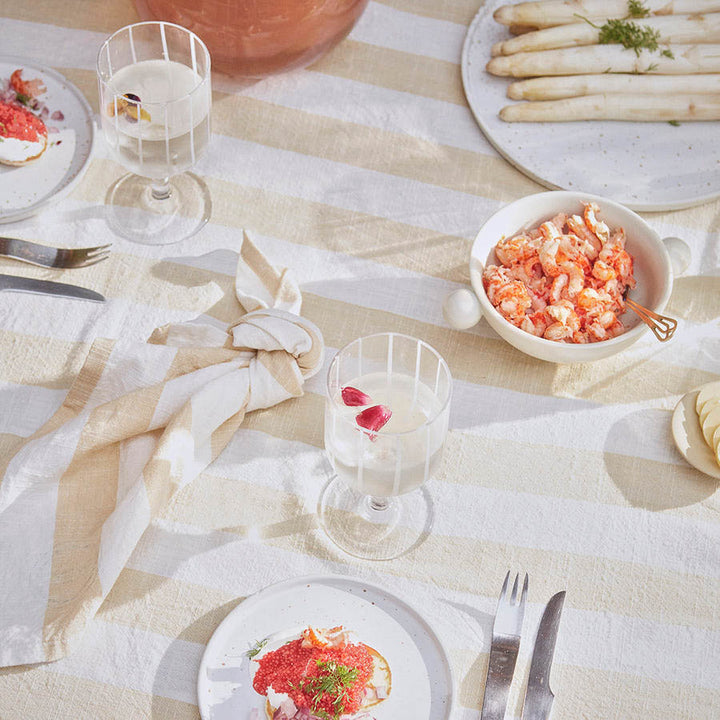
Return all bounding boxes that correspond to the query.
[0,231,323,667]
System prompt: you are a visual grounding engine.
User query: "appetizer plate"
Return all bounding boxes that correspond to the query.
[197,575,454,720]
[461,0,720,211]
[0,57,95,223]
[672,386,720,480]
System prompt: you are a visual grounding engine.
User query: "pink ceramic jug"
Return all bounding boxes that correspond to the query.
[135,0,369,78]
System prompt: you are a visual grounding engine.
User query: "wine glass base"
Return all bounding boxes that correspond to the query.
[318,477,434,561]
[105,172,211,245]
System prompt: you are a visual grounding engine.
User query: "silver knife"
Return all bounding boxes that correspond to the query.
[0,273,105,302]
[521,591,566,720]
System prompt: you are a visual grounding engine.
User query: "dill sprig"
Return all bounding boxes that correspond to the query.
[577,14,674,59]
[597,18,662,56]
[246,637,268,659]
[627,0,651,17]
[297,659,359,720]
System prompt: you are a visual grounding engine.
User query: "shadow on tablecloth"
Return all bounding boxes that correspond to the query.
[604,408,717,510]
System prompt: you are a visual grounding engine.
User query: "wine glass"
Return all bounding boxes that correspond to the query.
[320,333,452,561]
[96,21,212,245]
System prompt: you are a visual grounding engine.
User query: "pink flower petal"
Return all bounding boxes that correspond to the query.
[341,386,372,407]
[356,405,392,433]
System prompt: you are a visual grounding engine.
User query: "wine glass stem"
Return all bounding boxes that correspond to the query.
[151,178,172,201]
[369,497,390,512]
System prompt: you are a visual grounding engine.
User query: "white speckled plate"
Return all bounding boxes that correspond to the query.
[672,386,720,480]
[0,57,95,223]
[197,575,454,720]
[461,0,720,211]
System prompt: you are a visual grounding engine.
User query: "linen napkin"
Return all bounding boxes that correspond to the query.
[0,232,323,667]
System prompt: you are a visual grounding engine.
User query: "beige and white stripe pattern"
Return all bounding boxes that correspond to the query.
[0,232,323,666]
[0,1,719,719]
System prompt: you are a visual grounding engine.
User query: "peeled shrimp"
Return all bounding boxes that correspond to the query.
[495,233,540,266]
[583,202,609,243]
[566,214,601,259]
[484,204,635,344]
[483,265,514,305]
[586,311,624,342]
[520,310,548,337]
[544,300,580,341]
[495,280,533,322]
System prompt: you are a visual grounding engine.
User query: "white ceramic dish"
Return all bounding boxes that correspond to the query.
[461,0,720,211]
[197,574,454,720]
[672,386,720,480]
[0,57,95,223]
[469,191,674,364]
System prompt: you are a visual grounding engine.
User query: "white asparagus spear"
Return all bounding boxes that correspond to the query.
[492,13,720,55]
[493,0,720,28]
[499,92,720,120]
[486,43,720,76]
[507,72,720,98]
[508,23,545,34]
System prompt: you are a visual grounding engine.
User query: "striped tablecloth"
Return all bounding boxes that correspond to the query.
[1,1,719,718]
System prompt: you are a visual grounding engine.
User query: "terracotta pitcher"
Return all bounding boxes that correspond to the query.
[134,0,369,78]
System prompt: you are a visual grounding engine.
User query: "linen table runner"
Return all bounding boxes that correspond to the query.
[0,232,323,667]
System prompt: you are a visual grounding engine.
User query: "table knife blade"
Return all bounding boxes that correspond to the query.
[0,273,105,302]
[521,591,566,720]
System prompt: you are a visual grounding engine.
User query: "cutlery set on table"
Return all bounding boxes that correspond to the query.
[482,572,566,720]
[0,236,110,302]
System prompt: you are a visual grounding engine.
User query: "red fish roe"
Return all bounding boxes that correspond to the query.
[253,638,374,717]
[0,101,47,143]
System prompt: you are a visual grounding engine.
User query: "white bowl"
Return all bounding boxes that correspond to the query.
[469,191,675,364]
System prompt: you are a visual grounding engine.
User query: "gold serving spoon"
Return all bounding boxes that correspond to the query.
[625,297,677,342]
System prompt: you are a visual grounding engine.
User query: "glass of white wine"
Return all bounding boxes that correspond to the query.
[320,333,452,560]
[97,21,212,245]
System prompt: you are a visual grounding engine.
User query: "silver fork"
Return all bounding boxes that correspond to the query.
[480,571,529,720]
[0,236,111,269]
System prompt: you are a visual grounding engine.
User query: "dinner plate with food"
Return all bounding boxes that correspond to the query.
[461,0,720,210]
[197,575,454,720]
[0,57,95,222]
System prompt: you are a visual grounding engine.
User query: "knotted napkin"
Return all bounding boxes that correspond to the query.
[0,232,323,667]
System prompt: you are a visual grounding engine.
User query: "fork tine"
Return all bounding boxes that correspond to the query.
[520,573,528,606]
[499,570,510,599]
[86,243,113,254]
[510,573,519,604]
[77,254,111,268]
[83,248,112,261]
[73,244,112,260]
[65,246,112,268]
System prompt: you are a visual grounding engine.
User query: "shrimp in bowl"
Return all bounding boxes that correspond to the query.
[482,202,634,345]
[469,191,674,363]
